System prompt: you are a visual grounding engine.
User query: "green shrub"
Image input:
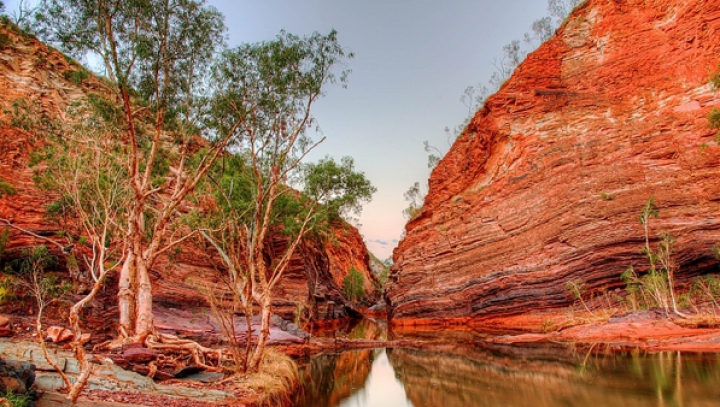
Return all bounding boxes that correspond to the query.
[63,69,89,86]
[0,33,10,49]
[1,389,33,407]
[709,108,720,130]
[343,267,365,303]
[0,180,17,198]
[710,63,720,90]
[621,198,684,316]
[3,98,60,137]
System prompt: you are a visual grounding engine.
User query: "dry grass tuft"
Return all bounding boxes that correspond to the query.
[233,349,299,407]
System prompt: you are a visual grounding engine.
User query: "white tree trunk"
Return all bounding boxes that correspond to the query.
[248,296,272,372]
[118,252,136,336]
[135,260,154,340]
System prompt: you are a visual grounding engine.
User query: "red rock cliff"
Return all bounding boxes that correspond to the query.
[386,0,720,324]
[0,22,376,323]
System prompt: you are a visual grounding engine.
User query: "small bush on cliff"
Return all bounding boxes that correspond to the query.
[676,275,720,314]
[343,267,365,303]
[402,182,424,220]
[1,98,62,146]
[710,63,720,141]
[565,279,595,316]
[62,69,89,86]
[0,180,17,198]
[621,198,686,317]
[710,63,720,90]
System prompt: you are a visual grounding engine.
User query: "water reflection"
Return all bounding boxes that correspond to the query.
[309,318,387,340]
[296,343,720,407]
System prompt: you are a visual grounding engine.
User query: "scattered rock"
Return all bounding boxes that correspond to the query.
[271,315,309,340]
[172,366,204,379]
[0,316,12,338]
[45,326,73,343]
[0,358,35,400]
[179,372,224,384]
[122,348,158,364]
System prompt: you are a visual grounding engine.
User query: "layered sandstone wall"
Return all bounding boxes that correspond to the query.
[387,0,720,324]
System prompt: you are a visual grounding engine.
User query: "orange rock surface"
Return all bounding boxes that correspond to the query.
[0,22,376,324]
[387,0,720,324]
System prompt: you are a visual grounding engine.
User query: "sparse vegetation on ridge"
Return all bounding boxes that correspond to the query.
[405,0,587,223]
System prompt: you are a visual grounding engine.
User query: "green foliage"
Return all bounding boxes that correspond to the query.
[35,0,226,124]
[2,98,61,137]
[402,182,424,220]
[303,156,376,224]
[208,29,351,138]
[1,389,33,407]
[2,246,70,301]
[0,228,8,257]
[687,275,720,310]
[709,108,720,142]
[0,179,17,198]
[710,63,720,90]
[343,267,365,303]
[709,108,720,128]
[5,246,54,275]
[0,33,10,49]
[565,278,595,316]
[0,275,18,304]
[621,266,669,311]
[622,198,682,316]
[639,196,659,227]
[202,29,365,237]
[599,192,614,201]
[710,64,720,141]
[63,68,89,86]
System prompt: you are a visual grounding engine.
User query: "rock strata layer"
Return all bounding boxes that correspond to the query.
[387,0,720,324]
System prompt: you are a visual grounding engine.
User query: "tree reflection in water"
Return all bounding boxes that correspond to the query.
[296,341,720,407]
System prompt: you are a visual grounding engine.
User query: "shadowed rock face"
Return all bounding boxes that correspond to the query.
[387,0,720,324]
[0,22,376,323]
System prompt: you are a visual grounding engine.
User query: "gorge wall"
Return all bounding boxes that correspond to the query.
[0,21,376,323]
[386,0,720,324]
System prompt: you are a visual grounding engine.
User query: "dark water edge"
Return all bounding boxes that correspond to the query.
[294,341,720,407]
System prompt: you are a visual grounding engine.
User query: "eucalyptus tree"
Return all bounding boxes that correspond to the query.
[35,0,231,341]
[199,31,374,372]
[33,99,132,400]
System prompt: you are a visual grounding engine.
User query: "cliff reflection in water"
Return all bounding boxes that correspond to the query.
[387,345,720,407]
[295,340,720,407]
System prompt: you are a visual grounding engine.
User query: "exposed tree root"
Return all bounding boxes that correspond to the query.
[98,330,230,373]
[145,333,224,372]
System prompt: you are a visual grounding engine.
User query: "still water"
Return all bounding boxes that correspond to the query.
[295,325,720,407]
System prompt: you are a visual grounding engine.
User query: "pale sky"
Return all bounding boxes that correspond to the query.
[5,0,551,259]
